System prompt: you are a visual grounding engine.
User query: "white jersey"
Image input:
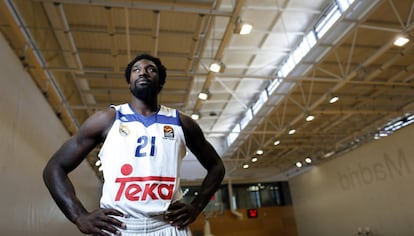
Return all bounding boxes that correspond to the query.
[98,104,187,217]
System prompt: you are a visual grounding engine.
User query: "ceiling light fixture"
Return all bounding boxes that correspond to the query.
[329,94,339,104]
[273,140,280,146]
[305,114,315,122]
[305,157,312,164]
[288,129,296,135]
[256,149,264,155]
[198,90,210,100]
[393,35,409,47]
[236,22,253,35]
[234,17,253,35]
[209,61,225,73]
[251,157,258,163]
[295,161,303,168]
[324,151,335,158]
[242,163,249,169]
[95,160,101,166]
[191,112,200,120]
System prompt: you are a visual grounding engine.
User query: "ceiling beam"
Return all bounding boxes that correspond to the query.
[32,0,233,16]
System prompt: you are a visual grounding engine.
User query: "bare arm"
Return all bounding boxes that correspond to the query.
[43,108,125,235]
[165,112,225,228]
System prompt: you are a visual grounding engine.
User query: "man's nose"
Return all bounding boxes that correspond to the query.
[138,69,148,76]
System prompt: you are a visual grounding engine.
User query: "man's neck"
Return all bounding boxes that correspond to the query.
[130,98,159,116]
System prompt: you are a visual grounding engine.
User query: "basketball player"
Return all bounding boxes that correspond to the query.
[43,54,225,236]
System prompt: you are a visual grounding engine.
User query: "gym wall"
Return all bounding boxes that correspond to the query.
[290,118,414,236]
[0,32,101,235]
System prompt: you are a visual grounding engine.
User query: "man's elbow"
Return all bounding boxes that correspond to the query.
[42,159,61,187]
[42,162,53,186]
[215,160,226,181]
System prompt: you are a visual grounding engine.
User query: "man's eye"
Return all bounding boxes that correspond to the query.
[132,68,140,72]
[148,67,157,72]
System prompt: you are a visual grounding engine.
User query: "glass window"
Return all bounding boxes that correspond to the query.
[181,181,292,211]
[181,185,229,212]
[315,4,341,39]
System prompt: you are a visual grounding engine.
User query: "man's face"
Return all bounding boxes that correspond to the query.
[129,59,160,101]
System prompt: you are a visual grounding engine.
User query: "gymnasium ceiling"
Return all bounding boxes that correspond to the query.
[1,0,414,184]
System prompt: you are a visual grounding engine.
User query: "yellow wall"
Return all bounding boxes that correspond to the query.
[190,206,297,236]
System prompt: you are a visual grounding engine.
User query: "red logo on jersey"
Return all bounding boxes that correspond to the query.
[114,164,175,201]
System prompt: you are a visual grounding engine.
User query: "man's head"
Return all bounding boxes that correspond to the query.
[124,54,167,89]
[125,54,167,103]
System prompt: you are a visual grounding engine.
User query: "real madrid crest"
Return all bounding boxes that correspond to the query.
[119,123,130,136]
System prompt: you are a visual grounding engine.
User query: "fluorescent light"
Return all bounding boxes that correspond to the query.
[306,114,315,121]
[198,91,209,100]
[394,36,409,47]
[324,151,335,158]
[329,95,339,104]
[191,113,200,120]
[239,23,252,35]
[209,62,225,73]
[234,19,253,35]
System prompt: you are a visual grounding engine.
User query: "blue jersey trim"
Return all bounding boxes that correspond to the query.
[117,110,180,127]
[175,110,182,126]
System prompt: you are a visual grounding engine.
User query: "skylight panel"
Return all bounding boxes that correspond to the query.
[315,5,341,38]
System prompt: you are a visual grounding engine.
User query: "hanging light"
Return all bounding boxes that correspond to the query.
[209,61,225,73]
[329,94,339,104]
[198,90,210,100]
[305,114,315,122]
[393,35,409,47]
[95,160,101,166]
[191,112,200,120]
[234,17,253,35]
[324,151,335,158]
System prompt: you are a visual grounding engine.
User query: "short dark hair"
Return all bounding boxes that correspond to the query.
[124,54,167,86]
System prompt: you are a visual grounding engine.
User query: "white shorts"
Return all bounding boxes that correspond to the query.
[111,215,192,236]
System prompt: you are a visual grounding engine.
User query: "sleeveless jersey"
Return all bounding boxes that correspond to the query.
[98,104,187,217]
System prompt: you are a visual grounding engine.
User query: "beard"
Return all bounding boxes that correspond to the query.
[130,80,159,105]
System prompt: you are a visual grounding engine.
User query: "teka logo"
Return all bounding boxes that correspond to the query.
[115,164,175,201]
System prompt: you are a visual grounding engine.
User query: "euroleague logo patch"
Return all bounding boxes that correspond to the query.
[163,125,174,139]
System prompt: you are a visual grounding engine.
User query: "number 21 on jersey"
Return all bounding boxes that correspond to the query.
[135,135,156,157]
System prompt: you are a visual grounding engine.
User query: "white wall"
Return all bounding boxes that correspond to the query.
[0,33,101,234]
[290,122,414,236]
